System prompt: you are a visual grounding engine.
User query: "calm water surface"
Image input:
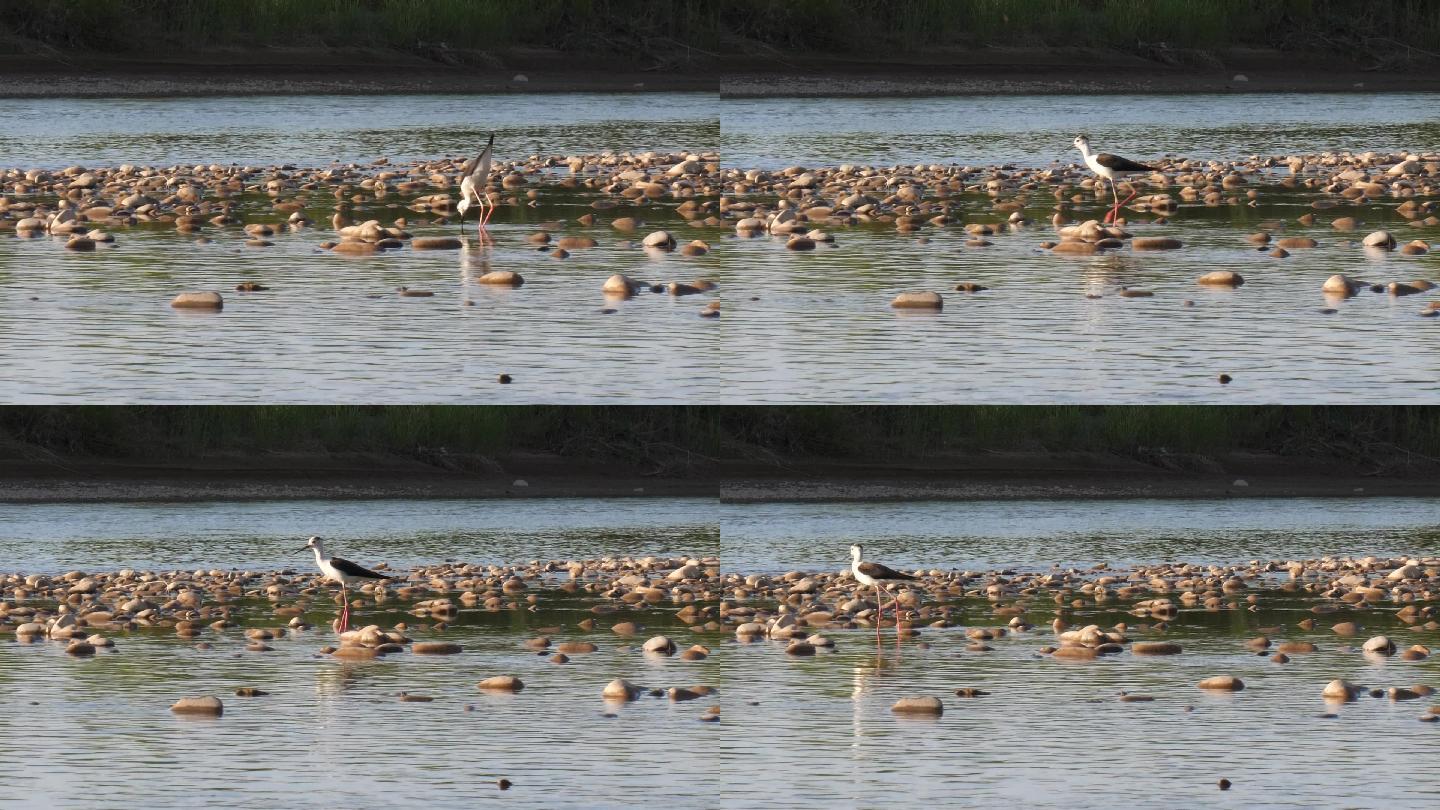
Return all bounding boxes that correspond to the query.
[715,92,1440,402]
[5,92,1439,401]
[0,497,719,809]
[721,92,1440,169]
[714,495,1440,808]
[0,93,718,169]
[720,496,1440,573]
[0,93,721,403]
[0,496,718,572]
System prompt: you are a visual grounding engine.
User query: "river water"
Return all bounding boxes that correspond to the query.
[0,496,720,809]
[3,92,1438,402]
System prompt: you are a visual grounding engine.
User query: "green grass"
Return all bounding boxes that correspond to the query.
[4,406,1438,467]
[0,0,716,53]
[721,0,1440,55]
[6,1,1440,57]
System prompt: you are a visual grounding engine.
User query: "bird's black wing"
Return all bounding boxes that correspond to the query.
[858,561,917,581]
[461,133,495,177]
[330,555,390,580]
[1095,153,1157,173]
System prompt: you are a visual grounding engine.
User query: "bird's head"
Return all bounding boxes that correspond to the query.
[304,536,323,552]
[457,197,471,216]
[850,543,862,560]
[1073,135,1090,151]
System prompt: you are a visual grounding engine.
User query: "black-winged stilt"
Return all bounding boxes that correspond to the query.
[458,133,495,241]
[304,536,391,632]
[849,543,917,637]
[1073,135,1158,224]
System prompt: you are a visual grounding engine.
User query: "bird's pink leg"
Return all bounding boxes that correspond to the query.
[1105,180,1120,224]
[338,587,349,633]
[875,584,884,641]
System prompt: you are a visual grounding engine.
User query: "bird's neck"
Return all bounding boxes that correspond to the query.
[311,546,326,564]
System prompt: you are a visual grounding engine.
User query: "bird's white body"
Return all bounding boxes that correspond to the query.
[458,134,495,235]
[1072,135,1156,223]
[304,536,389,633]
[311,545,358,588]
[850,543,879,588]
[849,543,916,635]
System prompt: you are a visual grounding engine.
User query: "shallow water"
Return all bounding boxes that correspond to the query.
[713,591,1440,809]
[721,92,1440,169]
[714,92,1440,403]
[714,495,1440,808]
[713,186,1440,403]
[0,93,719,169]
[0,497,720,809]
[0,496,719,572]
[720,496,1440,574]
[0,93,721,403]
[0,189,725,403]
[6,495,1439,806]
[5,91,1440,402]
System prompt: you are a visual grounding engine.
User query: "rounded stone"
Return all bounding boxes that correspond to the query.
[1323,679,1361,701]
[642,231,676,250]
[891,291,943,310]
[1132,237,1183,250]
[642,635,676,655]
[1362,231,1396,249]
[1197,271,1244,287]
[411,236,463,250]
[477,270,524,286]
[1132,641,1182,655]
[1363,635,1396,655]
[476,675,524,692]
[170,291,223,310]
[1322,274,1360,295]
[891,696,944,716]
[412,642,463,655]
[170,696,224,715]
[602,678,642,701]
[602,274,641,296]
[1197,676,1244,691]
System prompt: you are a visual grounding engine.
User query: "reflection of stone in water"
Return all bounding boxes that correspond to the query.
[315,660,367,701]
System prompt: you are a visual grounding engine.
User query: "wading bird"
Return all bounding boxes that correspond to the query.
[304,536,391,633]
[849,543,917,638]
[1073,135,1158,224]
[457,133,495,240]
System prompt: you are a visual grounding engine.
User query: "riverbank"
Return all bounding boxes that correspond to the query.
[0,49,717,97]
[0,449,1433,503]
[719,48,1440,97]
[3,45,1439,98]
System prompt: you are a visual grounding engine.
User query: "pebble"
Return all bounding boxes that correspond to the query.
[477,270,524,287]
[1197,676,1244,691]
[1131,237,1183,250]
[170,696,223,716]
[170,291,223,310]
[476,676,524,693]
[891,696,944,716]
[602,678,642,702]
[412,642,463,655]
[890,291,943,310]
[1363,636,1396,655]
[1197,270,1244,287]
[1323,680,1361,701]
